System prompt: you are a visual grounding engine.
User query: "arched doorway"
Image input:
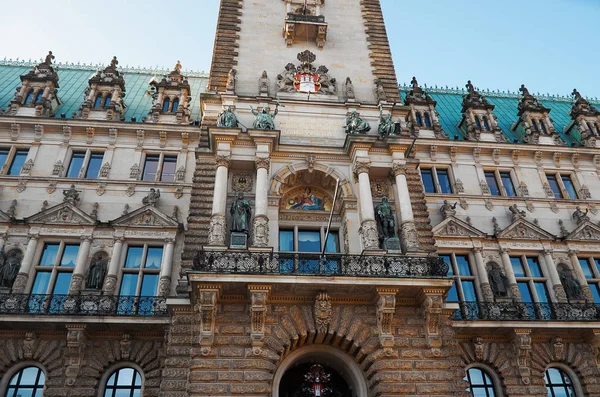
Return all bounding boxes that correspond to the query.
[273,345,368,397]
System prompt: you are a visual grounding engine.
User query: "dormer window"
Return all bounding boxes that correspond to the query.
[475,116,482,130]
[24,90,34,105]
[539,119,547,134]
[415,112,423,127]
[94,94,102,109]
[483,116,490,131]
[424,112,432,128]
[35,91,43,103]
[103,95,111,108]
[171,98,179,112]
[162,98,170,113]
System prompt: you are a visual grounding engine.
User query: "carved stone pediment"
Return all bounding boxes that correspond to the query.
[26,202,96,226]
[0,209,11,222]
[432,216,487,238]
[497,218,555,240]
[111,205,178,228]
[567,221,600,241]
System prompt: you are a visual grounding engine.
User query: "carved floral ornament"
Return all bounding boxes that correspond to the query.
[215,154,231,168]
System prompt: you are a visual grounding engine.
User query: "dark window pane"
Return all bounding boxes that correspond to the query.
[0,148,9,168]
[67,152,85,178]
[415,112,422,126]
[591,284,600,303]
[40,244,59,266]
[94,95,102,108]
[595,259,600,276]
[534,282,549,302]
[161,156,177,182]
[539,120,547,134]
[461,281,477,301]
[420,169,435,193]
[475,117,482,129]
[8,150,28,176]
[485,171,500,196]
[483,118,490,131]
[437,169,452,194]
[518,282,533,302]
[172,98,179,112]
[60,245,79,267]
[500,172,516,196]
[298,231,321,252]
[580,259,594,279]
[527,257,543,277]
[561,175,578,199]
[162,98,170,113]
[424,113,432,128]
[546,175,563,198]
[510,257,525,277]
[31,272,51,294]
[119,274,138,296]
[455,255,472,276]
[439,254,453,276]
[142,156,160,181]
[325,232,339,253]
[24,91,33,104]
[145,247,163,269]
[447,282,459,302]
[104,96,111,108]
[279,230,294,252]
[52,272,72,295]
[140,274,158,296]
[125,247,143,268]
[35,91,43,103]
[85,153,103,179]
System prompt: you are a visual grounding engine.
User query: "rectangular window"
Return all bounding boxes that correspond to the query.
[580,259,595,279]
[546,173,579,199]
[546,175,562,198]
[442,253,477,303]
[485,170,517,197]
[512,255,549,306]
[8,149,28,176]
[420,167,453,194]
[85,153,104,179]
[455,255,472,276]
[160,156,177,182]
[142,154,179,182]
[500,172,516,196]
[518,282,533,302]
[561,175,577,199]
[0,148,9,169]
[279,228,341,254]
[31,242,78,295]
[67,152,85,178]
[526,257,543,277]
[324,232,339,253]
[142,156,160,181]
[485,171,500,196]
[279,230,294,252]
[119,245,163,297]
[578,257,600,303]
[67,151,104,179]
[298,231,321,253]
[511,256,525,277]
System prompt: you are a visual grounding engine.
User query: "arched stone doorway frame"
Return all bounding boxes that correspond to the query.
[272,344,369,397]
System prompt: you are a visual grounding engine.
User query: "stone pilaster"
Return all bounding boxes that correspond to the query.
[354,158,379,250]
[392,162,421,253]
[11,233,39,293]
[253,156,270,247]
[208,154,231,246]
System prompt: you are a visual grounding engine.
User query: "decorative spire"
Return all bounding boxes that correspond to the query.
[43,51,55,66]
[109,56,118,69]
[174,60,182,74]
[404,76,436,106]
[570,88,599,118]
[517,84,549,113]
[461,80,494,112]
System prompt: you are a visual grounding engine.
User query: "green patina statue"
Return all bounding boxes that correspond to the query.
[230,192,252,234]
[344,111,371,134]
[250,101,280,130]
[378,104,397,137]
[216,106,239,128]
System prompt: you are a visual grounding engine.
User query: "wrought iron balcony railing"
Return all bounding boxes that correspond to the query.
[286,13,326,23]
[191,250,449,278]
[0,294,168,317]
[451,301,600,322]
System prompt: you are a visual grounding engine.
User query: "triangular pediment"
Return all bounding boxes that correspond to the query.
[433,216,487,238]
[567,221,600,241]
[26,202,96,226]
[497,218,555,240]
[0,209,11,223]
[111,205,178,228]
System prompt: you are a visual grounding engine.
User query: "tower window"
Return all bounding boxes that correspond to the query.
[104,95,112,108]
[539,119,548,134]
[162,98,170,113]
[483,117,490,131]
[415,112,423,127]
[7,149,29,176]
[171,98,179,112]
[23,90,34,105]
[420,167,453,194]
[424,112,432,128]
[35,91,44,103]
[475,116,482,129]
[94,94,103,109]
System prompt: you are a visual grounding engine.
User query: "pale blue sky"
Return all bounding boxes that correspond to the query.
[2,0,598,97]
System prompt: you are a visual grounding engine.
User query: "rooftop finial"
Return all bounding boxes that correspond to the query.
[519,84,530,97]
[572,88,582,100]
[110,56,118,68]
[411,76,419,89]
[466,80,474,93]
[44,51,55,65]
[174,60,182,73]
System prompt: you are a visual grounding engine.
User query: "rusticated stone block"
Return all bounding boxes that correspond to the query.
[416,383,452,394]
[396,327,420,337]
[222,303,246,312]
[220,324,246,335]
[218,371,243,382]
[160,380,187,390]
[244,371,273,382]
[188,371,217,382]
[214,336,251,346]
[402,371,427,382]
[190,359,230,369]
[373,382,416,395]
[166,346,192,356]
[188,383,229,395]
[230,383,271,394]
[427,370,455,382]
[219,347,245,357]
[415,360,451,370]
[401,348,423,359]
[230,359,275,371]
[369,360,414,372]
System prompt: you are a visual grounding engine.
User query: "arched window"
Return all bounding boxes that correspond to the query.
[94,94,103,109]
[415,112,423,127]
[23,90,34,105]
[465,367,497,396]
[171,97,179,112]
[162,98,170,113]
[4,366,45,397]
[104,367,142,397]
[424,112,432,128]
[545,367,576,397]
[475,116,482,130]
[35,91,44,103]
[103,95,112,108]
[483,117,491,131]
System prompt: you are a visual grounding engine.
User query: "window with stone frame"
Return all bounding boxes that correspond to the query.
[545,367,577,397]
[103,367,143,397]
[66,149,104,179]
[420,166,454,194]
[439,253,477,303]
[117,245,163,315]
[4,366,46,397]
[0,147,29,176]
[484,169,517,197]
[578,257,600,303]
[465,367,497,397]
[510,254,552,318]
[279,227,340,274]
[545,173,579,199]
[142,154,178,182]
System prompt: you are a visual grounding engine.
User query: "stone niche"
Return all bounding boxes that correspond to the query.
[283,0,328,48]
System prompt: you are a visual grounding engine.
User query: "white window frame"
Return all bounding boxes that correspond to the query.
[141,152,178,182]
[544,172,579,200]
[0,146,30,176]
[66,148,105,179]
[278,226,341,254]
[118,243,163,297]
[483,168,518,197]
[420,165,455,194]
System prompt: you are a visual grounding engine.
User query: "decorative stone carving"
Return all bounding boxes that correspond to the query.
[371,178,391,199]
[484,199,494,211]
[517,181,529,197]
[359,219,379,251]
[573,206,590,225]
[242,285,267,356]
[509,204,526,222]
[378,104,398,137]
[120,333,132,360]
[259,71,270,96]
[559,267,582,300]
[488,263,510,298]
[558,220,569,238]
[421,293,444,351]
[0,248,22,289]
[22,332,37,359]
[513,329,532,384]
[580,185,592,199]
[374,78,386,103]
[16,179,27,193]
[255,156,270,170]
[226,68,237,93]
[314,291,332,334]
[6,200,17,218]
[208,214,227,246]
[252,215,269,247]
[96,183,106,196]
[454,178,464,193]
[352,159,371,176]
[551,336,564,361]
[20,159,34,176]
[376,288,397,354]
[76,56,126,121]
[375,197,398,249]
[401,221,421,253]
[473,336,484,361]
[215,154,231,168]
[63,185,80,205]
[129,163,140,179]
[344,111,371,134]
[344,77,355,101]
[276,51,336,95]
[174,187,184,199]
[479,180,491,195]
[439,200,457,220]
[232,173,253,192]
[146,61,192,124]
[158,276,170,297]
[195,286,219,356]
[99,162,110,178]
[65,324,87,386]
[126,185,135,197]
[142,188,160,206]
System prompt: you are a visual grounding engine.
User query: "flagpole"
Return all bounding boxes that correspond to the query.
[321,179,340,257]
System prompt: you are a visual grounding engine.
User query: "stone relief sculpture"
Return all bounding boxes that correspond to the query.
[573,206,590,225]
[344,77,355,101]
[226,68,237,93]
[488,264,509,298]
[559,267,581,300]
[216,106,239,128]
[0,248,22,289]
[86,253,107,290]
[509,204,526,221]
[63,185,80,205]
[344,111,371,134]
[230,192,251,234]
[276,50,337,95]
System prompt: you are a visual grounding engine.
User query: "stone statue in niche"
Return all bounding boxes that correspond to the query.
[259,71,270,96]
[488,264,509,298]
[231,192,251,234]
[250,101,280,130]
[375,197,400,251]
[559,267,581,300]
[86,254,107,290]
[344,77,355,101]
[216,106,239,128]
[0,249,22,289]
[378,104,398,137]
[344,111,371,135]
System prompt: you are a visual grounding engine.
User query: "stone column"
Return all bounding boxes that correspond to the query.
[473,248,494,302]
[499,248,521,301]
[392,161,420,252]
[103,237,124,295]
[253,156,270,247]
[543,250,568,303]
[208,153,231,246]
[69,236,93,294]
[353,158,378,250]
[158,238,175,297]
[568,250,594,303]
[11,234,39,293]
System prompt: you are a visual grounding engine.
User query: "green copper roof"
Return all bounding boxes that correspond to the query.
[400,85,600,146]
[0,61,209,122]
